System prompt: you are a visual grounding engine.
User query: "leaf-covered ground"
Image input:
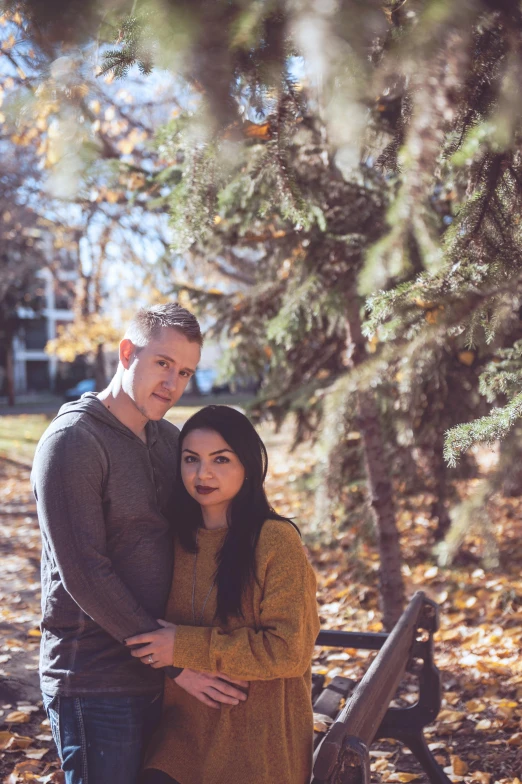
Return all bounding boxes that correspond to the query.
[0,411,521,783]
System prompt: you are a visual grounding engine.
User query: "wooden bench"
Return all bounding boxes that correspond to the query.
[311,591,451,784]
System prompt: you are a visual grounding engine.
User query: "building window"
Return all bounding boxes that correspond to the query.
[24,319,48,350]
[54,278,76,311]
[26,361,50,391]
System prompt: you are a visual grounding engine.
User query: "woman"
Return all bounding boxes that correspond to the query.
[126,405,320,784]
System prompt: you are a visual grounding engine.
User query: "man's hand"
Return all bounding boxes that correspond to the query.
[126,619,176,668]
[174,669,249,709]
[125,621,249,708]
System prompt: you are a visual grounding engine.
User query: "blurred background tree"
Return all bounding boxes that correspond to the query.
[6,0,522,624]
[0,3,185,393]
[0,144,48,405]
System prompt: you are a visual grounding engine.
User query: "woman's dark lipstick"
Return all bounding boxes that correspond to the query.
[196,486,218,495]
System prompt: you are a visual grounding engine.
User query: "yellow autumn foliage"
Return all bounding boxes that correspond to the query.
[45,315,121,362]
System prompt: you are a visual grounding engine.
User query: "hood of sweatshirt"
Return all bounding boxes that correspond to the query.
[53,392,158,443]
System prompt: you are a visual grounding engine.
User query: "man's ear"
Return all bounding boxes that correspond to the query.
[120,339,136,369]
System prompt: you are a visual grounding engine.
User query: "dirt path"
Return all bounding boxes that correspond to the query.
[0,459,62,781]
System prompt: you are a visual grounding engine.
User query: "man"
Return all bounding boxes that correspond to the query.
[31,303,247,784]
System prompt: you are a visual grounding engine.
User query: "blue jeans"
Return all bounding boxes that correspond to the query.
[42,692,162,784]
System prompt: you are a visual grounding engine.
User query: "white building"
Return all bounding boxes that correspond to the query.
[13,267,77,394]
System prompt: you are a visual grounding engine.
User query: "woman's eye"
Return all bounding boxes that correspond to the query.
[184,456,197,463]
[215,456,230,463]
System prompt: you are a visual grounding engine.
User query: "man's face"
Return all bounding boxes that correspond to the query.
[121,327,201,420]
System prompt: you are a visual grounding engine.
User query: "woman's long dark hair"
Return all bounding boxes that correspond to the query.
[175,405,298,624]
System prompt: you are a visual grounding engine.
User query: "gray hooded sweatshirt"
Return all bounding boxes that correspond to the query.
[31,393,179,697]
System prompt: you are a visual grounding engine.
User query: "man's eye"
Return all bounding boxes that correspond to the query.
[158,361,168,368]
[180,371,189,378]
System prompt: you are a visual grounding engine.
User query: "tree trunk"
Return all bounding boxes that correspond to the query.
[345,294,405,630]
[357,390,405,629]
[94,343,107,391]
[413,440,452,541]
[433,494,452,541]
[6,325,15,406]
[312,385,367,542]
[498,424,522,497]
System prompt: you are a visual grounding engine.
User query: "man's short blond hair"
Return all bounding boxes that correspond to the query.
[125,303,203,349]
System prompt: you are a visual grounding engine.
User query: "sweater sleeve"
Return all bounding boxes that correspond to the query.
[32,425,158,643]
[172,523,320,680]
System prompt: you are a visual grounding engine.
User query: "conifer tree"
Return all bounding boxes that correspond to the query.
[361,2,522,547]
[152,96,407,627]
[18,0,522,609]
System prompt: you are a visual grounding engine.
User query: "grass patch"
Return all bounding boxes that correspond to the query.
[0,414,52,466]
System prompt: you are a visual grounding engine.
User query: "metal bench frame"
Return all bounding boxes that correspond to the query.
[312,591,451,784]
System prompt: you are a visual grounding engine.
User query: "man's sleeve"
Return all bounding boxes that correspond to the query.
[33,425,158,643]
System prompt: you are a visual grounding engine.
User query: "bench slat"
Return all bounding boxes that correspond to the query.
[312,591,451,784]
[330,591,425,741]
[313,676,356,719]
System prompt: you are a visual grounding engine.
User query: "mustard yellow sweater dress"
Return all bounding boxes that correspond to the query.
[144,519,320,784]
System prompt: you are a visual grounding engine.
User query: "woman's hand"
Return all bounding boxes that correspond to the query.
[126,619,177,668]
[174,669,249,708]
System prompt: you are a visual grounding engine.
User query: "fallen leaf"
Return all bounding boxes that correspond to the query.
[38,772,66,783]
[313,713,334,733]
[0,730,15,750]
[438,710,466,723]
[5,711,31,724]
[442,766,464,782]
[6,733,32,750]
[5,759,43,782]
[24,746,49,759]
[444,692,460,705]
[451,755,468,775]
[468,773,491,784]
[465,699,486,713]
[496,699,518,720]
[372,758,391,772]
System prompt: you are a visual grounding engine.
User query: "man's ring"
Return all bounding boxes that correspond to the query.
[147,654,154,664]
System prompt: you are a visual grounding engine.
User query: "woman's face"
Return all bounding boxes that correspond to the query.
[181,428,246,513]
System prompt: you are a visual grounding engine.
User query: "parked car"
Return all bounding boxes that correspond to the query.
[64,378,96,402]
[194,368,216,395]
[211,382,232,395]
